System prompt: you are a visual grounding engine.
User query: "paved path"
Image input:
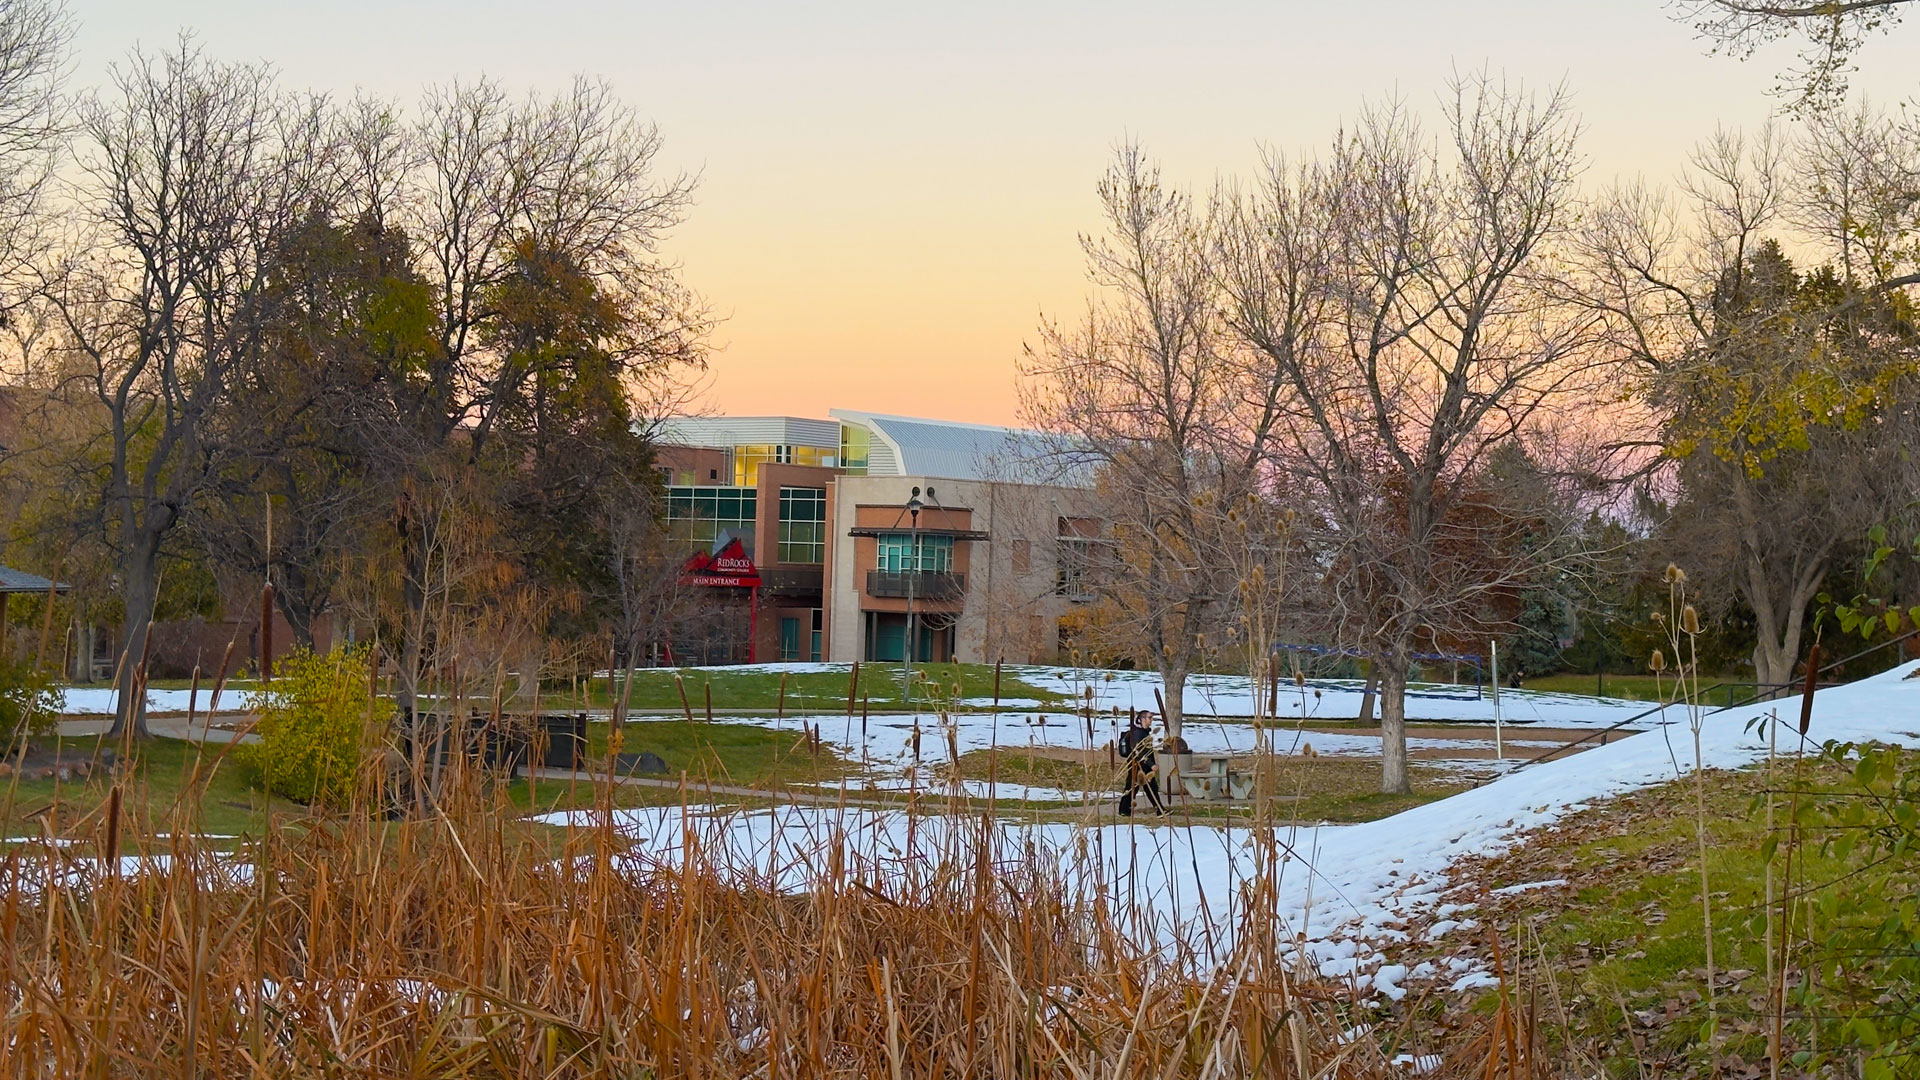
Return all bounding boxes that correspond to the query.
[57,714,258,744]
[519,766,954,810]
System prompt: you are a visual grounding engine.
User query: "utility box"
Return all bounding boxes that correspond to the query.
[538,713,588,770]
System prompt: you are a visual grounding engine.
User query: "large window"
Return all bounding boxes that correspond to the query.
[838,424,870,476]
[733,444,837,486]
[1056,537,1105,598]
[876,533,954,573]
[776,486,827,564]
[666,486,758,554]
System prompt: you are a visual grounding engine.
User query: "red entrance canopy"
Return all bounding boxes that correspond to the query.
[682,535,762,588]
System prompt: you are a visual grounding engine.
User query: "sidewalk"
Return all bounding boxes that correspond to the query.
[518,766,922,810]
[56,714,258,745]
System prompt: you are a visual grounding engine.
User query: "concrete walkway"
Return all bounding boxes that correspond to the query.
[520,766,926,810]
[57,714,258,744]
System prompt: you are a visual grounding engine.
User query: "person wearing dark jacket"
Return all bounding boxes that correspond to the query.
[1117,711,1168,816]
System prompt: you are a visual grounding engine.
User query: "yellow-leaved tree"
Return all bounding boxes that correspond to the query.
[241,647,389,810]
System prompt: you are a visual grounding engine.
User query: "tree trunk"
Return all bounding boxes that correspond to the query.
[396,497,433,816]
[1745,558,1821,695]
[1157,654,1189,744]
[611,635,634,736]
[1377,650,1411,795]
[514,642,541,712]
[108,536,161,739]
[72,617,89,682]
[1753,634,1803,696]
[397,501,431,721]
[274,575,319,651]
[1357,663,1378,723]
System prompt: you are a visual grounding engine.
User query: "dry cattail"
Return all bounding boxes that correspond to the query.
[1649,649,1667,673]
[1664,563,1686,584]
[1681,605,1701,635]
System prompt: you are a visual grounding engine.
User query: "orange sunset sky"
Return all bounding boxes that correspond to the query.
[73,1,1915,426]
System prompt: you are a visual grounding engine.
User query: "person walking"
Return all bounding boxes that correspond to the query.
[1117,710,1168,816]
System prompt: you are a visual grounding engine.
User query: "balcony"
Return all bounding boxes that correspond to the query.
[866,570,966,601]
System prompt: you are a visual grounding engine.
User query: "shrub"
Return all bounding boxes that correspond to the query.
[1792,742,1920,1078]
[0,658,61,750]
[240,647,387,809]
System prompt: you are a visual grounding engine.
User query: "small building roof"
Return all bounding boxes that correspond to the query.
[0,565,69,594]
[658,415,843,451]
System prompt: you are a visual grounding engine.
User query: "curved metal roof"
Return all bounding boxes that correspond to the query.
[829,409,1087,486]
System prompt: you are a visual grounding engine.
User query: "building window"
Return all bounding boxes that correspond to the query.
[734,443,838,486]
[1011,539,1031,574]
[1056,537,1105,598]
[839,424,870,476]
[666,486,758,554]
[776,486,827,564]
[876,533,953,573]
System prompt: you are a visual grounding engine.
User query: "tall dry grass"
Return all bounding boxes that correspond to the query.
[2,755,1543,1077]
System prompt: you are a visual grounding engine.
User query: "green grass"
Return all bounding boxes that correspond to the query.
[2,720,858,846]
[1520,672,1762,705]
[137,677,262,692]
[529,662,1065,714]
[583,718,855,788]
[1430,756,1917,1074]
[951,749,1469,822]
[1,733,301,841]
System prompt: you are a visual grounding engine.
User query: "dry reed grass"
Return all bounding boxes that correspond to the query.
[0,755,1547,1078]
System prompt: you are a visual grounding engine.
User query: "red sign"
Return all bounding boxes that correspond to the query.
[682,535,762,588]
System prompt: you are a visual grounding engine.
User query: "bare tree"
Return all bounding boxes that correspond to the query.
[0,0,68,312]
[1022,146,1287,744]
[43,40,338,735]
[1676,0,1914,110]
[1221,77,1597,794]
[599,477,711,734]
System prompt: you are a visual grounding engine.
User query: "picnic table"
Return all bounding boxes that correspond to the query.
[1167,751,1253,802]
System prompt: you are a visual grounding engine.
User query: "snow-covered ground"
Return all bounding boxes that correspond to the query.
[55,662,1655,729]
[828,777,1090,803]
[540,662,1920,996]
[709,707,1562,792]
[55,687,234,715]
[1013,666,1656,727]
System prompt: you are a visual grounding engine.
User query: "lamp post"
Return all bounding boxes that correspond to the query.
[902,486,923,703]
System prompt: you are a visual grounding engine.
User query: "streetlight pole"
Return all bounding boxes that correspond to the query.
[903,486,922,705]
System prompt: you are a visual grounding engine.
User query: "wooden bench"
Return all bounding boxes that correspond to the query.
[1172,752,1253,802]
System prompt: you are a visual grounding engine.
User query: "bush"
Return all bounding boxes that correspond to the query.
[0,658,61,750]
[1787,741,1920,1077]
[240,647,388,809]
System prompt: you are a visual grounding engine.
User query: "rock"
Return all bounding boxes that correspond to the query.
[615,751,669,776]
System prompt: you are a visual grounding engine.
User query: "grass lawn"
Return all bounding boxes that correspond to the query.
[1420,754,1918,1075]
[529,662,1066,715]
[580,718,855,789]
[1,722,857,848]
[1,733,301,842]
[1520,671,1766,705]
[951,748,1469,823]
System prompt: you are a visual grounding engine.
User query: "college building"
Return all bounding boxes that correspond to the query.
[654,410,1102,666]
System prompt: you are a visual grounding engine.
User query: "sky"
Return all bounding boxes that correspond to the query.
[67,2,1916,427]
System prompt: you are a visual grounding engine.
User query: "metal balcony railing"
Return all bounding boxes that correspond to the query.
[866,570,965,600]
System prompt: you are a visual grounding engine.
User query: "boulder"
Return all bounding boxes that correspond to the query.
[614,751,670,776]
